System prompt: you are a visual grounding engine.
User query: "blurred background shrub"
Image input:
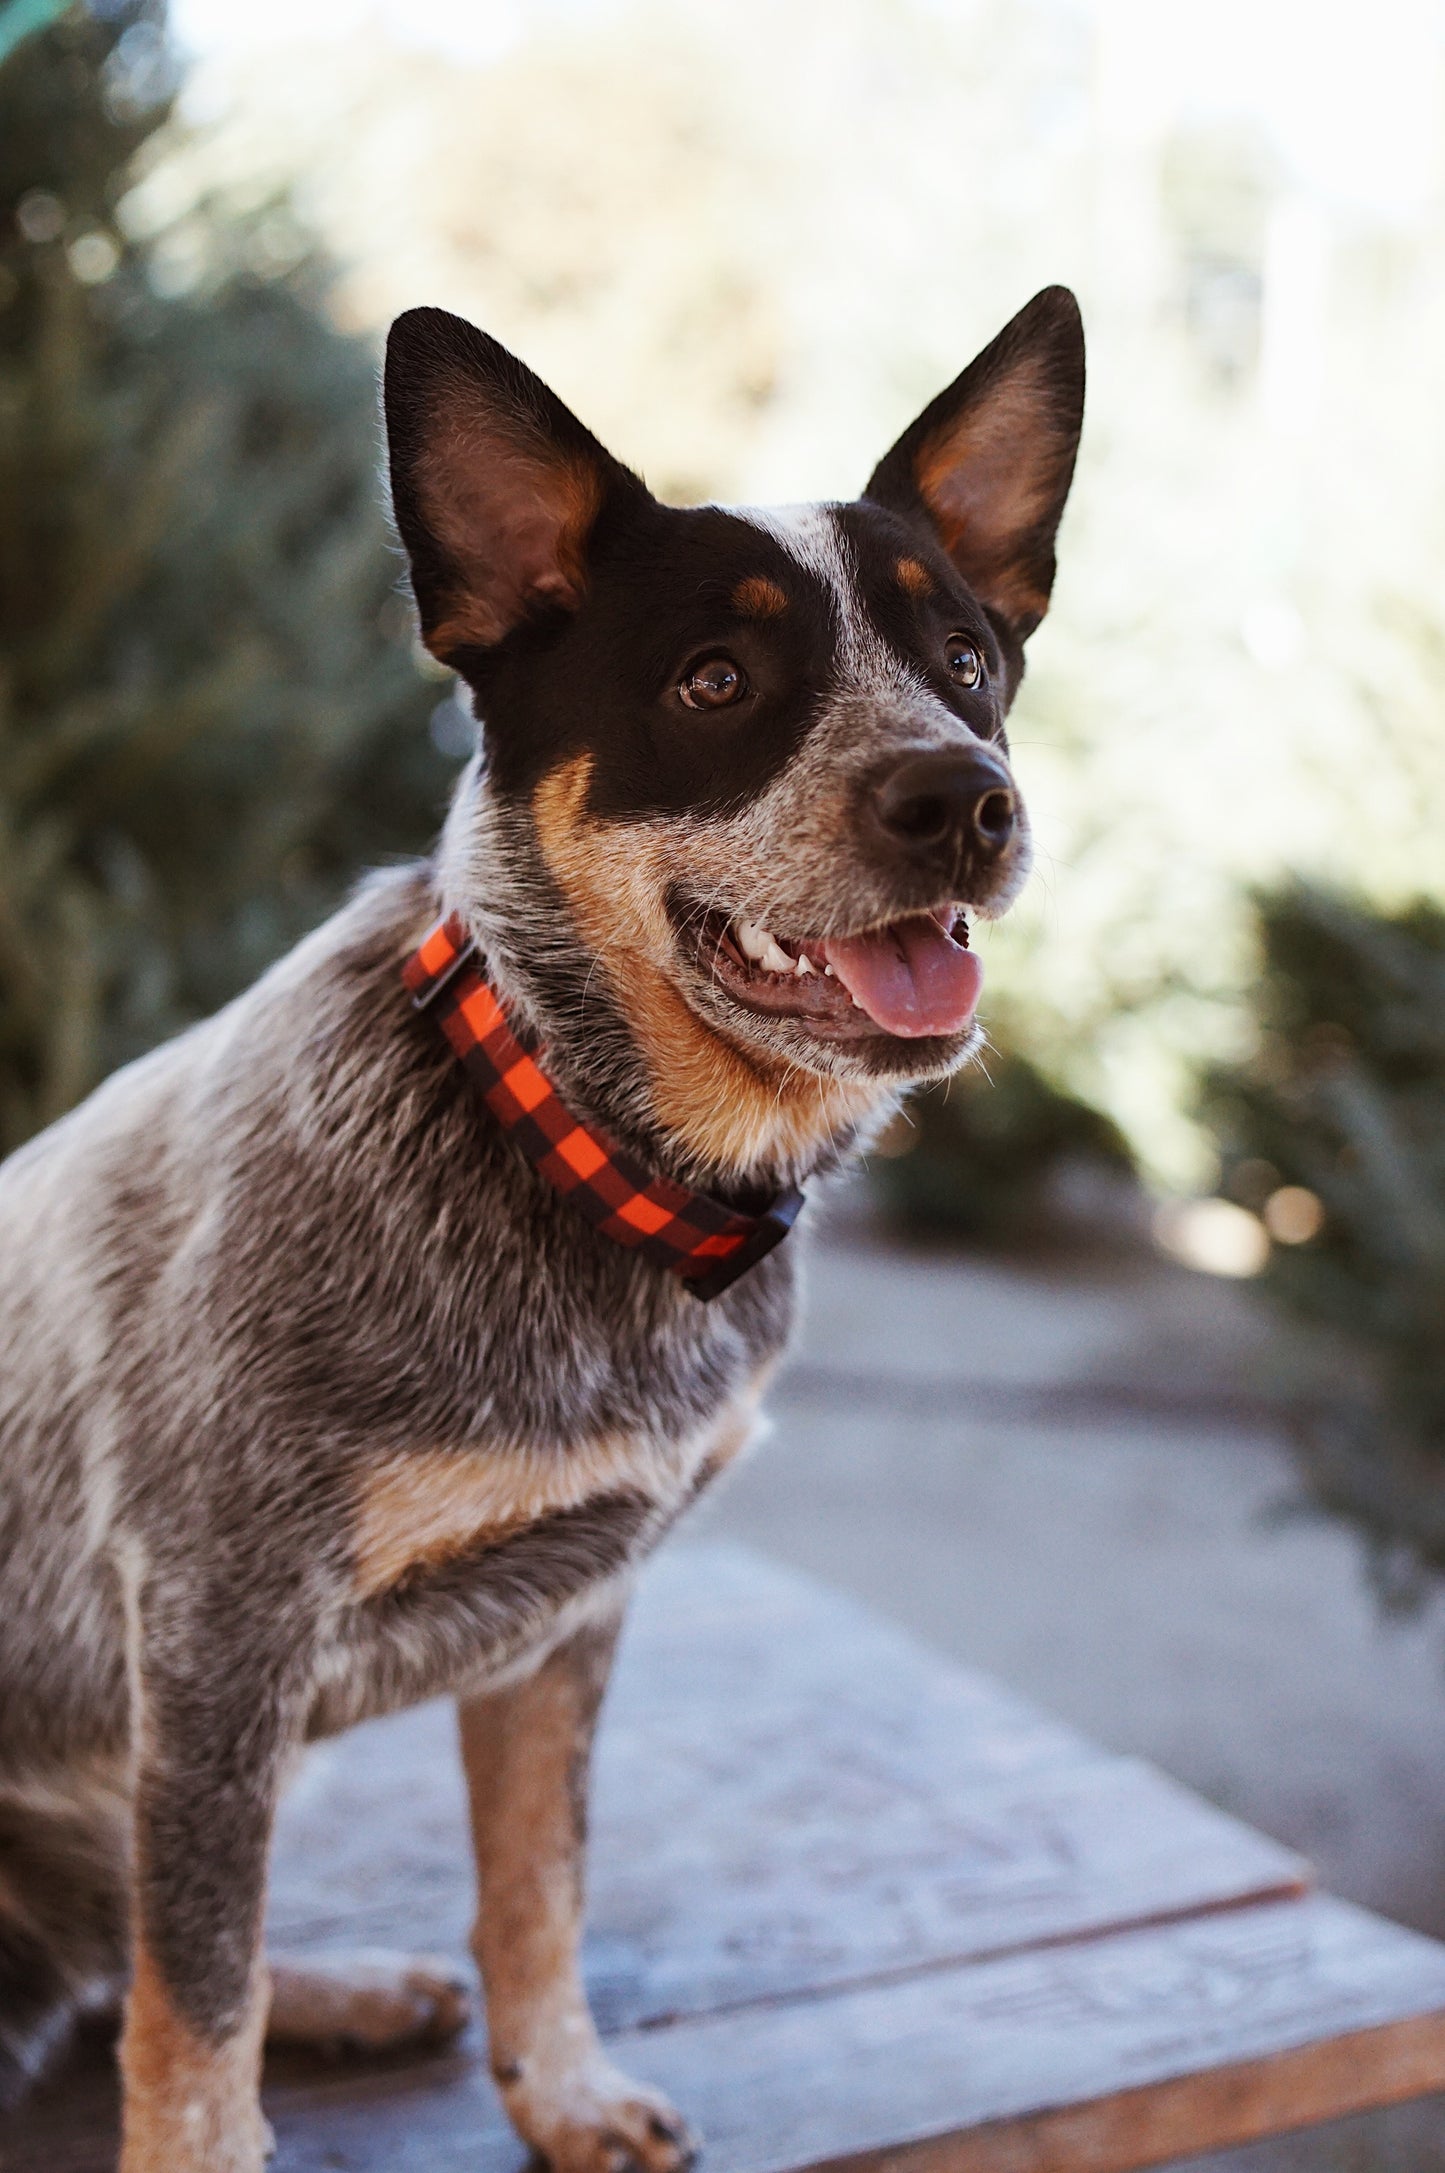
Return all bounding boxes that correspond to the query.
[872,1044,1136,1245]
[0,0,451,1152]
[65,0,1445,1196]
[1203,887,1445,1583]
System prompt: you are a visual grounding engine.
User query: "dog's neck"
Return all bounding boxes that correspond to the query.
[434,764,894,1197]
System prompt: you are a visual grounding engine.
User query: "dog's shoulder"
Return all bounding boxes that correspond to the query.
[1,858,793,1482]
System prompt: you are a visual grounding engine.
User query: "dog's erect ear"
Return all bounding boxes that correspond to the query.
[384,308,643,662]
[864,287,1084,641]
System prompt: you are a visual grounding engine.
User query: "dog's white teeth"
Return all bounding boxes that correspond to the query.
[823,963,834,977]
[735,919,796,975]
[796,954,814,976]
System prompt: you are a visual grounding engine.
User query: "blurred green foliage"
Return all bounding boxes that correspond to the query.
[1203,886,1445,1582]
[871,1039,1135,1244]
[0,0,453,1153]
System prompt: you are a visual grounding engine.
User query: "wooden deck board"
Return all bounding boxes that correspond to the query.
[7,1543,1445,2173]
[268,1546,1310,2030]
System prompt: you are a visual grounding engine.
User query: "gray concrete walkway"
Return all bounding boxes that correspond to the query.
[697,1182,1445,2171]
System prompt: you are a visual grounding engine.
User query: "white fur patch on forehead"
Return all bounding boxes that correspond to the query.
[733,503,909,692]
[731,502,978,764]
[736,504,852,615]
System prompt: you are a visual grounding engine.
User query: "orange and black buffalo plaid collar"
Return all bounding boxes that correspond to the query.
[403,915,805,1302]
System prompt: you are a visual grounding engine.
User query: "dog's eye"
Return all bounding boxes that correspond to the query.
[945,637,984,689]
[679,656,747,710]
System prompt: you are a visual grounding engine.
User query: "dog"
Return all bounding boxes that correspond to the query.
[0,286,1083,2172]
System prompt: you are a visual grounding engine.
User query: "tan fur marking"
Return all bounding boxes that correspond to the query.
[894,555,933,598]
[532,756,877,1176]
[731,573,788,619]
[266,1955,469,2053]
[460,1609,693,2170]
[462,1657,582,2029]
[353,1454,528,1595]
[689,1381,770,1497]
[354,1437,654,1597]
[120,1944,269,2173]
[352,1396,761,1598]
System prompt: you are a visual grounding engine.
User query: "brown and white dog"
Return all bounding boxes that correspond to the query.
[0,288,1083,2171]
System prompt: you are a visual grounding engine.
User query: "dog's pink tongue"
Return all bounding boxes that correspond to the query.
[822,914,983,1037]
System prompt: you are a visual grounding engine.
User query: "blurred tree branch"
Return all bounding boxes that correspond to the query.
[1203,886,1445,1595]
[0,0,456,1152]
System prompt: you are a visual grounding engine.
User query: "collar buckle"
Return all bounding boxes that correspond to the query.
[683,1186,806,1302]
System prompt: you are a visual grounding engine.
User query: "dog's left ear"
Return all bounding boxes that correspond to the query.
[384,307,645,664]
[864,286,1084,642]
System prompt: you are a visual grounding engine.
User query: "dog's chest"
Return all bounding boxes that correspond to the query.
[348,1424,732,1599]
[307,1390,763,1736]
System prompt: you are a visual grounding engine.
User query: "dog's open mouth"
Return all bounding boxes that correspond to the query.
[691,904,982,1041]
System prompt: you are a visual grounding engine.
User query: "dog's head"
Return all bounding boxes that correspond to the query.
[385,292,1083,1179]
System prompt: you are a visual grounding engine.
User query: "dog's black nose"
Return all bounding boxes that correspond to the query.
[870,747,1016,867]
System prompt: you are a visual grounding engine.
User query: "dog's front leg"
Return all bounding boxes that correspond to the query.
[119,1571,308,2173]
[460,1607,696,2173]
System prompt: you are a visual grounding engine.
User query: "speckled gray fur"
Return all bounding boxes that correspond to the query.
[0,855,793,2081]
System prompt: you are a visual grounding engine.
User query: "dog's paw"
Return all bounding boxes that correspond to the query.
[119,2100,274,2173]
[266,1952,471,2057]
[500,2054,697,2173]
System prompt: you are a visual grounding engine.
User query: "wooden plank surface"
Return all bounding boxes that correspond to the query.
[8,1544,1445,2173]
[256,1896,1445,2173]
[18,1897,1445,2173]
[268,1546,1309,2030]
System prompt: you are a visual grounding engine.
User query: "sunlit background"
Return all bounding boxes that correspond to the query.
[147,0,1445,1192]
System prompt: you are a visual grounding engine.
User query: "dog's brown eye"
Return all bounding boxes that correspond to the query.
[945,637,983,689]
[679,656,746,710]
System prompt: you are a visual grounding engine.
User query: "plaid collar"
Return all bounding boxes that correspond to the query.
[403,915,805,1302]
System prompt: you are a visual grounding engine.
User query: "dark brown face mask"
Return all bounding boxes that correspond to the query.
[404,914,804,1300]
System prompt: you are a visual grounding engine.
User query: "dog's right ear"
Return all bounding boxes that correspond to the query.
[384,308,644,665]
[864,287,1084,643]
